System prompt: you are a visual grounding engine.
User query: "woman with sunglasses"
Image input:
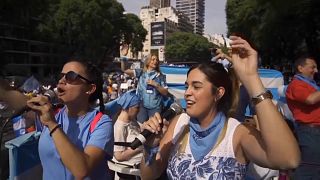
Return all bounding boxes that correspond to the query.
[120,53,169,123]
[139,36,300,179]
[26,60,114,180]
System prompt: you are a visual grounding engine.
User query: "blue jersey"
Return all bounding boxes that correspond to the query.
[38,106,114,180]
[135,69,167,109]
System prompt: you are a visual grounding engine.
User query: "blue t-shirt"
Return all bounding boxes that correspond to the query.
[38,106,114,180]
[135,69,167,109]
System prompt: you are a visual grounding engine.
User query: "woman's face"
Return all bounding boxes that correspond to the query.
[57,61,92,104]
[148,56,159,70]
[184,68,216,118]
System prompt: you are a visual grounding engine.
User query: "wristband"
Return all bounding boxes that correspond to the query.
[49,124,61,136]
[120,57,128,61]
[144,145,160,166]
[251,90,273,105]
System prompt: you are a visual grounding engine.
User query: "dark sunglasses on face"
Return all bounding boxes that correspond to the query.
[58,71,93,84]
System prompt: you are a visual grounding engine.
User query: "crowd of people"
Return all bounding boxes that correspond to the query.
[0,35,319,180]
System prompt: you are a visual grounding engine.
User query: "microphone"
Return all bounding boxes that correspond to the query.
[130,102,183,150]
[10,89,57,119]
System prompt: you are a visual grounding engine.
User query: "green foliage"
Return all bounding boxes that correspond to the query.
[0,0,52,39]
[226,0,320,66]
[37,0,146,62]
[165,32,214,62]
[122,13,147,58]
[38,0,126,61]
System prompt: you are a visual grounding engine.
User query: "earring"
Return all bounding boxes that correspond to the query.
[86,91,90,94]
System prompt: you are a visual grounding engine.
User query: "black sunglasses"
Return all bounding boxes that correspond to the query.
[58,71,93,84]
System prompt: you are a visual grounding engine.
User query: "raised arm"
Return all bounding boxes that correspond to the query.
[227,36,300,169]
[120,58,135,77]
[27,96,112,179]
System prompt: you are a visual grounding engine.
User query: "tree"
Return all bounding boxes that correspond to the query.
[165,32,214,62]
[226,0,320,66]
[38,0,145,62]
[121,13,147,58]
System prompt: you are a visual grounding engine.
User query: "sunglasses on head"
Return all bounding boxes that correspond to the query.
[58,71,93,84]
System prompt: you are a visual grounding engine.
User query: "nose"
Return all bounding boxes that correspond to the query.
[184,87,192,98]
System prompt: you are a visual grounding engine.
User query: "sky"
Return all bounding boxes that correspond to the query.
[117,0,227,35]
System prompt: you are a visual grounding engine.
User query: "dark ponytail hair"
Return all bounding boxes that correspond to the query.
[85,62,105,112]
[187,62,239,117]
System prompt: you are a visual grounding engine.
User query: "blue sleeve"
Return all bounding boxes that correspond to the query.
[134,69,143,78]
[87,115,114,157]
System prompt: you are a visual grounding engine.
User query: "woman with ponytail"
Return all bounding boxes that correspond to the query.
[26,59,114,180]
[139,36,300,179]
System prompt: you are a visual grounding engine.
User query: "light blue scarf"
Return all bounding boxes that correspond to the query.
[295,74,320,91]
[189,112,226,161]
[116,90,141,110]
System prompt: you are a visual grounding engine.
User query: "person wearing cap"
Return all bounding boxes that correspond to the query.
[113,90,143,168]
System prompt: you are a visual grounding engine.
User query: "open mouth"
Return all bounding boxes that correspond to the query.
[57,87,66,96]
[186,100,195,107]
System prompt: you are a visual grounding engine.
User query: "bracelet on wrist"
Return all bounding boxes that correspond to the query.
[251,90,273,105]
[49,124,61,136]
[120,57,128,61]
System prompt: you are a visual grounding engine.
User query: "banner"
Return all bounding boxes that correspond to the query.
[5,132,42,180]
[160,65,285,110]
[151,22,165,46]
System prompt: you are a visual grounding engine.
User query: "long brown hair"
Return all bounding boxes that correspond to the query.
[187,62,239,117]
[143,55,161,73]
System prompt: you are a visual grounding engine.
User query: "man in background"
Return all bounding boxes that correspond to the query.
[286,55,320,179]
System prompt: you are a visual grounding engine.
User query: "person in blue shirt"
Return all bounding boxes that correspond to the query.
[27,59,114,180]
[121,54,169,123]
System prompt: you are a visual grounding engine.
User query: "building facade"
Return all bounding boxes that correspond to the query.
[139,6,193,61]
[0,23,65,79]
[176,0,205,35]
[150,0,171,8]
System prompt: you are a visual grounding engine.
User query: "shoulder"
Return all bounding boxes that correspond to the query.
[287,79,315,96]
[134,68,143,77]
[160,113,188,145]
[171,113,190,144]
[88,110,113,131]
[222,118,244,143]
[233,120,260,148]
[90,109,112,122]
[287,78,310,89]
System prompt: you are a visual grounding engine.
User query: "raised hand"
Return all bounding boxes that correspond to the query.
[141,112,170,147]
[228,36,258,80]
[26,95,56,127]
[120,43,129,57]
[213,36,263,96]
